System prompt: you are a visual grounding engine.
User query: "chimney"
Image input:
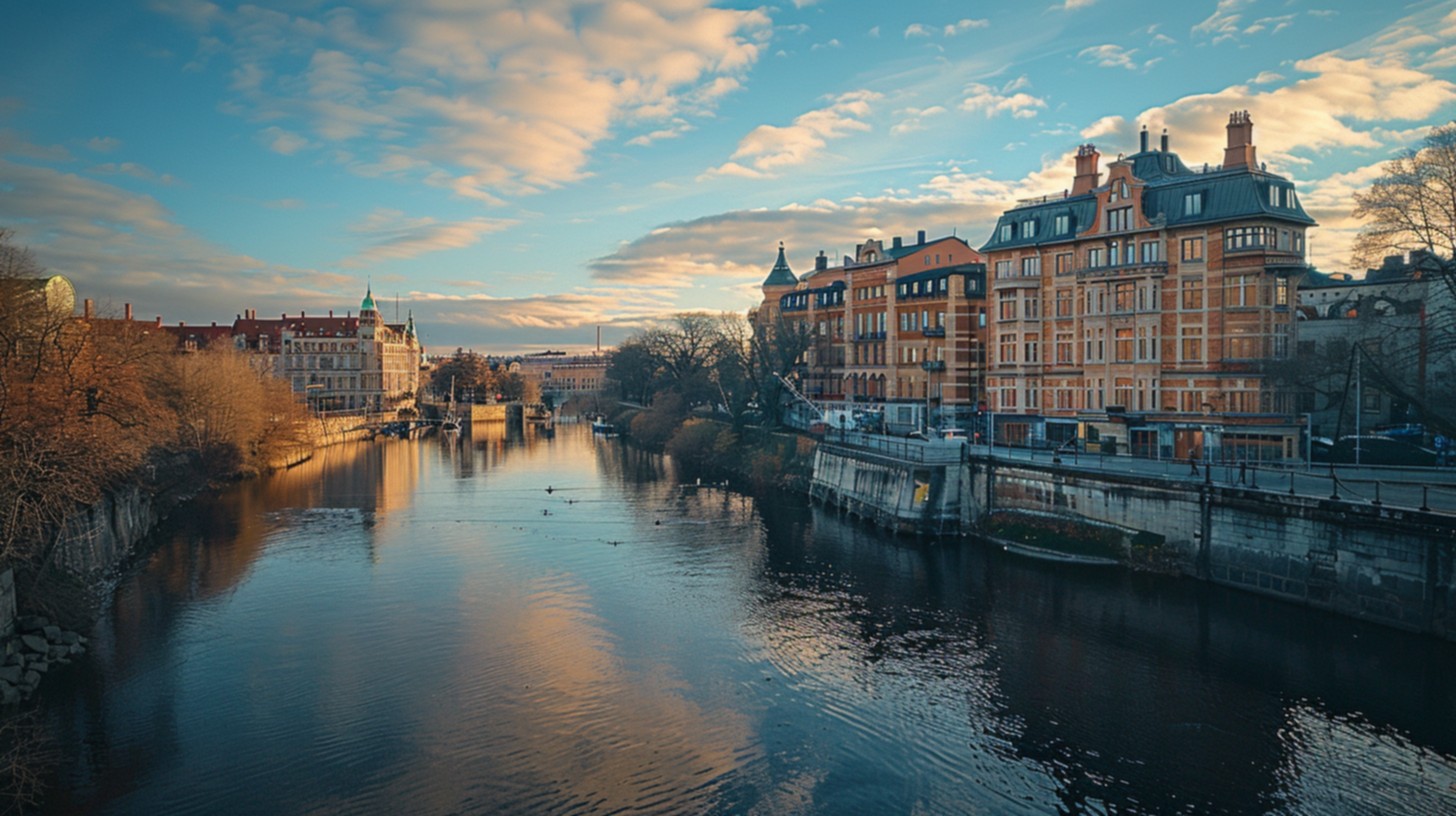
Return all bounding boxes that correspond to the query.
[917,229,927,245]
[815,251,828,271]
[211,321,217,327]
[1071,144,1101,195]
[84,299,94,319]
[329,309,334,318]
[1139,126,1148,152]
[124,303,133,321]
[1161,128,1169,153]
[154,316,161,327]
[301,310,306,318]
[892,236,902,250]
[178,321,185,328]
[1223,110,1257,171]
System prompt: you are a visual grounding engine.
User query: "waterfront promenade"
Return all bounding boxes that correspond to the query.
[971,443,1456,516]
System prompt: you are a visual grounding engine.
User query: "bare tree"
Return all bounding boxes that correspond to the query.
[1353,122,1456,288]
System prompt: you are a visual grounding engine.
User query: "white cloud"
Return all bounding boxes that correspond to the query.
[1251,71,1284,84]
[891,105,947,135]
[88,162,178,185]
[87,136,121,153]
[259,126,310,155]
[1051,0,1097,10]
[157,0,772,204]
[904,23,933,38]
[1078,44,1142,70]
[702,90,882,179]
[342,209,517,267]
[811,39,842,51]
[1193,0,1249,43]
[944,19,990,36]
[961,77,1047,119]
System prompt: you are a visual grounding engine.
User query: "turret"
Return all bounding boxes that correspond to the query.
[761,242,797,289]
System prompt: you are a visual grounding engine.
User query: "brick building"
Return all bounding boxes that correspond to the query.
[978,113,1314,461]
[757,232,987,431]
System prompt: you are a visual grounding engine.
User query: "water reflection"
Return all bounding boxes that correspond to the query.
[34,426,1456,815]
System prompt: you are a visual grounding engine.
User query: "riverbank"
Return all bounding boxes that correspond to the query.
[607,409,817,495]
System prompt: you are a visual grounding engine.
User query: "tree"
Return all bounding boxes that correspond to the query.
[0,229,170,570]
[605,336,659,406]
[1349,122,1456,431]
[1353,122,1456,281]
[744,310,817,426]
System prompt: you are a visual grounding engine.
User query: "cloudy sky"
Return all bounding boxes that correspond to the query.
[3,0,1454,353]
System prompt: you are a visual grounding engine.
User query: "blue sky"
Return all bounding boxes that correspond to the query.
[3,0,1455,353]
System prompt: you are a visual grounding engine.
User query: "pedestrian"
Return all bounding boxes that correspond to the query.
[1238,461,1247,484]
[1188,456,1199,477]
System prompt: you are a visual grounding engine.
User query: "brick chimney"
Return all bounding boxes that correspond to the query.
[83,298,94,319]
[1071,144,1101,195]
[815,251,828,271]
[1223,110,1257,171]
[124,303,133,321]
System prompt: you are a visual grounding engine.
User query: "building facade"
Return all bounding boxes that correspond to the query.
[279,289,423,412]
[979,113,1314,461]
[757,231,987,430]
[517,352,610,401]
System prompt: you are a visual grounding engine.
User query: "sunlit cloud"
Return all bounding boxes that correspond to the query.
[701,90,882,179]
[156,0,772,204]
[342,209,517,267]
[961,77,1047,119]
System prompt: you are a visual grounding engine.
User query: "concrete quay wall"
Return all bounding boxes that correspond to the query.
[966,458,1456,640]
[810,444,962,535]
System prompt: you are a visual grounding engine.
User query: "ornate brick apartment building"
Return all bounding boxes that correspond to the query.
[757,231,987,430]
[979,113,1314,461]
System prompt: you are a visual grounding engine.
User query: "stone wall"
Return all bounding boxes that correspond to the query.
[810,444,963,534]
[964,457,1456,640]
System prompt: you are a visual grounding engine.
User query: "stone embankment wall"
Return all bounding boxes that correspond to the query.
[964,458,1456,640]
[810,442,963,535]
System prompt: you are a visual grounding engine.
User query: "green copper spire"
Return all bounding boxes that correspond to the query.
[361,285,376,312]
[762,242,797,287]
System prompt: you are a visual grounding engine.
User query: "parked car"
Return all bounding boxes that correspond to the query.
[1328,435,1438,466]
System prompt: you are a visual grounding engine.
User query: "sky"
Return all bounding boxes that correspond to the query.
[2,0,1455,354]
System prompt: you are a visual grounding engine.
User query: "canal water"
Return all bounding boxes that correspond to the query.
[33,424,1456,814]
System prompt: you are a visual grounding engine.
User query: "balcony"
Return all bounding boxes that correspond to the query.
[1075,260,1168,281]
[922,326,946,338]
[853,331,887,342]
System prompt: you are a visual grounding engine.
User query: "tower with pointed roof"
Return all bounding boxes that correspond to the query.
[756,242,799,325]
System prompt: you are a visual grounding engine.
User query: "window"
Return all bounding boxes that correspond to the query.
[1224,226,1277,251]
[1183,192,1203,217]
[1115,328,1134,362]
[1137,326,1157,361]
[1180,236,1204,261]
[1022,219,1037,239]
[1023,294,1040,319]
[1140,241,1161,263]
[1021,256,1041,276]
[1180,326,1203,362]
[1227,274,1260,307]
[1055,252,1074,275]
[1294,232,1305,254]
[1269,185,1280,208]
[1055,290,1073,317]
[999,224,1013,242]
[999,334,1017,365]
[999,297,1018,321]
[1113,282,1135,313]
[995,260,1012,279]
[1181,279,1203,310]
[1024,334,1040,364]
[1107,206,1132,232]
[1088,247,1104,268]
[1056,332,1074,365]
[1275,278,1290,307]
[1055,214,1070,234]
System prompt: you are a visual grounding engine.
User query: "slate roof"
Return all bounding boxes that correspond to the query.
[762,244,798,287]
[980,148,1316,253]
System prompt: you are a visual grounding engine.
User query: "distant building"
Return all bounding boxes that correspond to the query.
[278,289,423,412]
[516,351,610,401]
[756,232,988,430]
[1295,251,1449,438]
[979,112,1314,461]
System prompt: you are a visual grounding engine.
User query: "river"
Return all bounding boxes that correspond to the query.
[33,423,1456,814]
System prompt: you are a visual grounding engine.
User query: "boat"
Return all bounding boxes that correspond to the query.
[591,418,615,435]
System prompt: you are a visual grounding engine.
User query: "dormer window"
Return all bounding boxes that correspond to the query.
[1183,192,1204,217]
[1022,219,1037,239]
[999,223,1013,242]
